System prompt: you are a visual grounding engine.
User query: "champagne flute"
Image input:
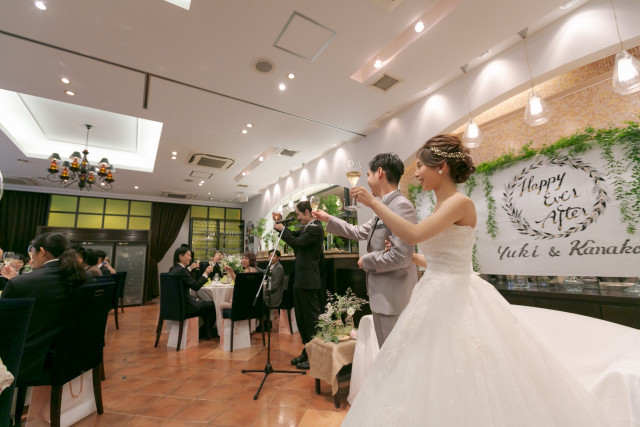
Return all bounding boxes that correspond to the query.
[310,196,320,211]
[2,252,16,270]
[345,160,361,210]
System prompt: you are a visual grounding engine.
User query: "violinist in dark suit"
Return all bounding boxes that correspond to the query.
[1,232,87,382]
[274,201,324,370]
[168,247,216,338]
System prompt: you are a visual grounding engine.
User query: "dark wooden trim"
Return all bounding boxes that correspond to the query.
[36,227,150,243]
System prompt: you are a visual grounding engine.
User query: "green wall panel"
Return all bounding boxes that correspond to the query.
[191,206,208,218]
[226,208,241,220]
[77,214,103,229]
[129,216,151,230]
[50,195,78,212]
[130,201,151,216]
[103,215,128,229]
[105,199,129,215]
[48,212,76,227]
[209,207,225,219]
[78,197,104,214]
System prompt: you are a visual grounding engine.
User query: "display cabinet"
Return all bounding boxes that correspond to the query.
[190,217,244,259]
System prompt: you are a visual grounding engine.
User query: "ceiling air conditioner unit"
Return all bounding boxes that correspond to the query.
[188,153,235,170]
[160,191,196,199]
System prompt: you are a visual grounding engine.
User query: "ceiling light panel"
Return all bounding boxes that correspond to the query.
[274,11,336,62]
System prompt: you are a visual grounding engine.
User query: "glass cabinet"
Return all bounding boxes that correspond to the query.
[190,206,243,259]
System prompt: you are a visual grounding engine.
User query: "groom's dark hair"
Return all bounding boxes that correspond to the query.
[369,153,404,185]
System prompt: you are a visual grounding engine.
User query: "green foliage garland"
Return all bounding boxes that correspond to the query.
[482,174,498,239]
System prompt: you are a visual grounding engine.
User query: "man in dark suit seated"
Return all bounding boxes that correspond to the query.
[0,232,87,383]
[259,249,285,332]
[168,247,216,338]
[200,250,224,281]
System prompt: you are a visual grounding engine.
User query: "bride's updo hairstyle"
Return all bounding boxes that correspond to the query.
[417,134,475,183]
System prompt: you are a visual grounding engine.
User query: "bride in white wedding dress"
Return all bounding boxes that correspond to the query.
[343,134,610,426]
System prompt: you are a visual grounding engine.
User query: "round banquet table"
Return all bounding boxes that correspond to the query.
[193,283,234,328]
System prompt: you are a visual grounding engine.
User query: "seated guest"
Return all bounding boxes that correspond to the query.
[71,245,87,268]
[224,251,261,281]
[201,250,224,281]
[95,250,116,276]
[0,232,87,382]
[168,247,216,338]
[85,250,103,277]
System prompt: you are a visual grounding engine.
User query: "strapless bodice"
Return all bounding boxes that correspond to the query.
[418,224,475,275]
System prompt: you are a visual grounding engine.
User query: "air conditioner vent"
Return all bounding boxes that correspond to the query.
[278,148,298,157]
[161,191,196,199]
[370,73,401,92]
[188,153,234,170]
[4,177,39,186]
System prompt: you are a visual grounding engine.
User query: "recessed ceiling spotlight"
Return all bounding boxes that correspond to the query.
[208,192,211,195]
[373,58,383,69]
[559,0,579,9]
[171,155,177,160]
[171,151,177,155]
[278,83,287,91]
[242,129,248,134]
[477,49,492,59]
[134,186,139,189]
[259,156,264,162]
[100,182,105,186]
[200,180,205,184]
[242,171,247,176]
[246,123,253,128]
[65,90,75,96]
[414,21,425,33]
[198,183,203,186]
[34,1,46,10]
[288,73,295,79]
[60,77,70,84]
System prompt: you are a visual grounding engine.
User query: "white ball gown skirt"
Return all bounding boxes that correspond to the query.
[343,225,610,426]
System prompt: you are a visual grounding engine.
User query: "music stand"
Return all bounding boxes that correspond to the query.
[242,225,305,400]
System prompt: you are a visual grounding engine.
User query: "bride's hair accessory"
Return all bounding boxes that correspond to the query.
[429,146,473,160]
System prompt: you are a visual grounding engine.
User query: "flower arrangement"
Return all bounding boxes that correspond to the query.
[223,254,242,273]
[315,288,367,343]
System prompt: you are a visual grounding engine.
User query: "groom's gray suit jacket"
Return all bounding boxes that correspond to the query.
[326,190,418,316]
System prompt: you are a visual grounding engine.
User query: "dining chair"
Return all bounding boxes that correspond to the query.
[0,298,35,427]
[94,277,119,330]
[14,282,115,427]
[113,271,127,314]
[272,274,294,334]
[221,272,266,352]
[155,273,201,351]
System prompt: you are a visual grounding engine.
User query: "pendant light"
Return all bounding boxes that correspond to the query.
[519,28,552,126]
[460,64,482,148]
[609,0,640,95]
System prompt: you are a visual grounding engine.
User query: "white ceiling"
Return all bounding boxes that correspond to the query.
[0,0,584,204]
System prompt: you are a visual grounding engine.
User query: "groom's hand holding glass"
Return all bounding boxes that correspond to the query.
[311,209,329,222]
[350,186,377,208]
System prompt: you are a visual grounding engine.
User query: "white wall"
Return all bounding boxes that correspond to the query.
[245,0,640,230]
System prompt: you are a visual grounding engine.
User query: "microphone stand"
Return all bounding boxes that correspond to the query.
[242,223,305,400]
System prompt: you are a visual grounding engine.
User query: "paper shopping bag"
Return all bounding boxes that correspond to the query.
[26,372,97,427]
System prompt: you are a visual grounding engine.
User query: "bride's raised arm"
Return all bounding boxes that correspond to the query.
[351,187,474,245]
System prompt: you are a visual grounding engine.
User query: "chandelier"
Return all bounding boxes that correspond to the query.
[47,124,115,190]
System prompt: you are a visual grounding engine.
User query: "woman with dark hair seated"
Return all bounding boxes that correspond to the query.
[168,246,216,338]
[85,249,103,277]
[0,232,87,382]
[223,251,261,281]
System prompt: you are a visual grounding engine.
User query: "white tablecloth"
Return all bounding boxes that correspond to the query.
[348,308,640,426]
[194,284,234,328]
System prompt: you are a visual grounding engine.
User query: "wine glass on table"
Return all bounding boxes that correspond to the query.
[345,160,361,211]
[310,196,320,211]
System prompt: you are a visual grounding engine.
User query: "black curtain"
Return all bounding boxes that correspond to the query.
[0,190,50,255]
[145,202,190,300]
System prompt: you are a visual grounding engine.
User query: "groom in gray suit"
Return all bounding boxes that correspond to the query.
[313,153,418,347]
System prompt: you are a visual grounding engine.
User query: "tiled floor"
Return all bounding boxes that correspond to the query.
[69,301,349,426]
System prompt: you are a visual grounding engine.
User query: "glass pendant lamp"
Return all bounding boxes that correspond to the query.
[519,28,551,127]
[460,64,482,148]
[609,0,640,95]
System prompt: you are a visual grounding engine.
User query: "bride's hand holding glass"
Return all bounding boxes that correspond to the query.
[350,186,376,208]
